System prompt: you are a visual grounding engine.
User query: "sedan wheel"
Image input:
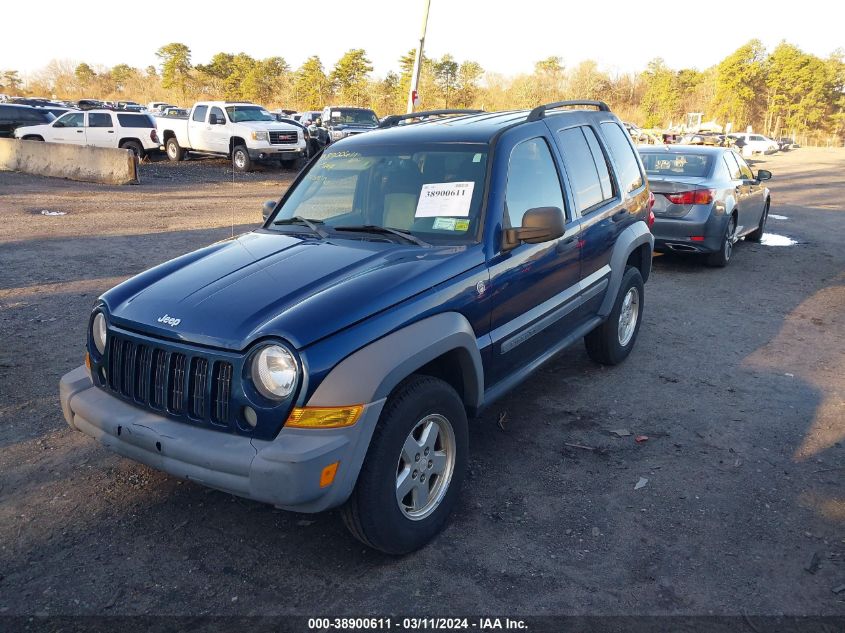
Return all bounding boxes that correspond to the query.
[707,216,736,267]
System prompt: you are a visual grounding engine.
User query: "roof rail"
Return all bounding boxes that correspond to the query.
[378,109,484,129]
[526,100,610,122]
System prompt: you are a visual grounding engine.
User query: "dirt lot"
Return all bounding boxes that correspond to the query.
[0,149,843,620]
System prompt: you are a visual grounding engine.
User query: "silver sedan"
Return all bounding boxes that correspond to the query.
[638,145,772,267]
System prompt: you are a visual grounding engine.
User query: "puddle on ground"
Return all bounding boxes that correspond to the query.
[769,214,788,220]
[760,233,797,246]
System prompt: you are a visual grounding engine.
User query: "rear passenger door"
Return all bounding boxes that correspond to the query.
[85,112,116,148]
[486,134,582,386]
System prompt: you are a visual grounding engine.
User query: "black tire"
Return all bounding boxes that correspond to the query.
[585,266,645,366]
[706,214,737,267]
[120,140,144,159]
[232,145,252,172]
[745,200,769,242]
[166,137,184,162]
[341,375,468,555]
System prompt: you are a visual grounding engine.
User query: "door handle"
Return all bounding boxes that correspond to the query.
[556,235,578,253]
[76,130,83,133]
[107,130,114,134]
[611,210,627,222]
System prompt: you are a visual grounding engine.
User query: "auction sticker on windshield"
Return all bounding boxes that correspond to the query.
[415,182,475,217]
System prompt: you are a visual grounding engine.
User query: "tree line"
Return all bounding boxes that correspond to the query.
[2,40,843,143]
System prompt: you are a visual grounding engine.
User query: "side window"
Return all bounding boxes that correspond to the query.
[56,112,84,128]
[88,113,113,128]
[750,135,764,142]
[505,137,564,228]
[192,105,208,122]
[210,106,224,122]
[723,152,743,180]
[556,126,611,213]
[735,154,754,180]
[600,122,644,194]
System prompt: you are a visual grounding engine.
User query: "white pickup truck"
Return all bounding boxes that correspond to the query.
[156,101,306,171]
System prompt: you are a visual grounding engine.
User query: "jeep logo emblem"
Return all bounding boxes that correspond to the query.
[157,314,181,327]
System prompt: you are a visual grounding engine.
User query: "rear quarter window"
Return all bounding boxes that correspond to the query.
[600,122,644,194]
[116,114,154,128]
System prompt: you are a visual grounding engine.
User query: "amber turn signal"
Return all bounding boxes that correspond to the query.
[320,462,339,488]
[84,352,92,371]
[285,405,363,429]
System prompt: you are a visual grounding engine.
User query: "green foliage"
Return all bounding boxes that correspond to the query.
[712,39,766,128]
[1,70,22,93]
[294,56,332,110]
[156,43,192,96]
[7,41,844,143]
[331,49,373,106]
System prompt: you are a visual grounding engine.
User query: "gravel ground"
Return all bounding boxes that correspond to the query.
[0,148,843,620]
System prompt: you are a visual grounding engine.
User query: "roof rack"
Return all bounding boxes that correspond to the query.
[379,109,484,129]
[526,100,610,122]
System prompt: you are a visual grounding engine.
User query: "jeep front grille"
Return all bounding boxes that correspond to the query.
[105,335,233,426]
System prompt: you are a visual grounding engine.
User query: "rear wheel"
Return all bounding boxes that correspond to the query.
[166,137,184,162]
[232,145,252,172]
[707,215,737,267]
[585,266,644,365]
[745,200,769,242]
[341,375,468,555]
[120,140,144,159]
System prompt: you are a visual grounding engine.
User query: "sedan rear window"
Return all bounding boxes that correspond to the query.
[640,152,713,178]
[116,113,154,128]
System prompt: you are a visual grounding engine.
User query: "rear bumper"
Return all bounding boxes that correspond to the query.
[652,211,726,254]
[60,366,384,512]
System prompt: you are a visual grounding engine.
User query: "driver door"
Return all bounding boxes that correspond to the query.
[51,112,86,145]
[207,106,229,154]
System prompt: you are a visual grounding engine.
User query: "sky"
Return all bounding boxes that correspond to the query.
[2,0,842,82]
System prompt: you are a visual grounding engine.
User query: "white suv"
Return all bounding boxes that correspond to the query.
[729,133,779,157]
[14,109,160,158]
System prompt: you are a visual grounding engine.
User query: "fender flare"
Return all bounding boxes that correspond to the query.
[599,222,654,317]
[308,312,484,410]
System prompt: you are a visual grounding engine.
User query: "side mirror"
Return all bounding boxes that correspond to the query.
[504,206,565,249]
[209,114,223,125]
[756,169,772,181]
[53,121,64,128]
[262,200,277,222]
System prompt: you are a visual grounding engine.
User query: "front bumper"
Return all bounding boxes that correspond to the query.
[60,366,384,512]
[248,145,305,161]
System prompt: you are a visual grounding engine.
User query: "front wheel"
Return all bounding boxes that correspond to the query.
[341,375,468,555]
[232,145,252,172]
[585,266,644,365]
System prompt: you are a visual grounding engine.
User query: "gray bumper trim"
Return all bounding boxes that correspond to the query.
[59,366,383,512]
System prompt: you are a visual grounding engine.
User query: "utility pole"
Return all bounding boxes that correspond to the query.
[406,0,431,114]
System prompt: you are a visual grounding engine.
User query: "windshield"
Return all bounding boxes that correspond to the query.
[225,105,274,123]
[329,109,378,126]
[640,152,713,178]
[272,144,488,244]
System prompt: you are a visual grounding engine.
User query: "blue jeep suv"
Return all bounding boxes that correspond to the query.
[60,101,654,554]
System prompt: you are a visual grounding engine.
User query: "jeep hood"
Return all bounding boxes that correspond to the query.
[102,231,482,350]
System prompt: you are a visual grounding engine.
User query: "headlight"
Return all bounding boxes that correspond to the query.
[251,131,269,142]
[92,312,107,355]
[251,344,297,400]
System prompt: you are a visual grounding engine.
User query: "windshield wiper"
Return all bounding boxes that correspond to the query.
[273,216,329,238]
[334,225,431,247]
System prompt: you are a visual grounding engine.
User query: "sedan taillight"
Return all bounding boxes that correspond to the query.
[663,189,714,205]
